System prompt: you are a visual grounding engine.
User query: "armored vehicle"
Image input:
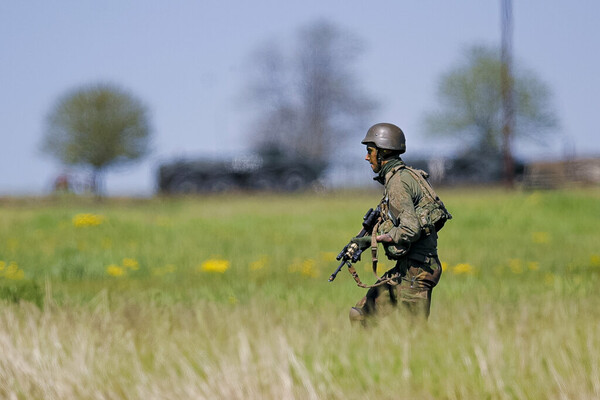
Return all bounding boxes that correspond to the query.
[157,151,324,194]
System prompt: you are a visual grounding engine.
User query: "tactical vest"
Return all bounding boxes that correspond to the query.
[380,164,452,237]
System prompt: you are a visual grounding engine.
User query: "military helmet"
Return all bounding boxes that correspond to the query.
[361,123,406,154]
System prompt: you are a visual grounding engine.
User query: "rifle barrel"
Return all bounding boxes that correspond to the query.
[328,259,347,282]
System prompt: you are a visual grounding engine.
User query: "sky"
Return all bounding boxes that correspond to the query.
[1,1,599,196]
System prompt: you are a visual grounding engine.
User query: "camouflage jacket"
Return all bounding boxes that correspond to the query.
[375,158,438,262]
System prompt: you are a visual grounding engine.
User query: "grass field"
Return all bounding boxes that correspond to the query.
[1,188,599,399]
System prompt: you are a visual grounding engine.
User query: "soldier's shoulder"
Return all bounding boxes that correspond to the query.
[388,167,421,194]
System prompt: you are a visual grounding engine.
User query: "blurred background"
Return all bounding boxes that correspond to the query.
[1,1,599,196]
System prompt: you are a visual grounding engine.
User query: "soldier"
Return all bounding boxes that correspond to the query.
[349,123,450,324]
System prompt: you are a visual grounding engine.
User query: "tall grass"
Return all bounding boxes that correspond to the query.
[1,188,599,399]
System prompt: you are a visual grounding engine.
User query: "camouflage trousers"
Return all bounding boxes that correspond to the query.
[351,255,442,323]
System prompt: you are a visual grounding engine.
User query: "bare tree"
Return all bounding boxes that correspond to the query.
[245,20,377,165]
[42,82,152,195]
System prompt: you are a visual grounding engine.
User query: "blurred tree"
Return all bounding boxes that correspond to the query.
[245,20,377,165]
[42,83,152,195]
[424,45,558,182]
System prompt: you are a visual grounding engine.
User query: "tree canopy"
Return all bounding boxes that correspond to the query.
[42,82,152,194]
[424,45,558,157]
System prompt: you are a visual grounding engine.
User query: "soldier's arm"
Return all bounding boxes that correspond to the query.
[379,173,421,245]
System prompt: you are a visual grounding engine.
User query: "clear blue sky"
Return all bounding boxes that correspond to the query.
[1,1,598,195]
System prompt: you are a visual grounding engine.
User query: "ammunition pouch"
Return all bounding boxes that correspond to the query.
[382,243,409,260]
[415,200,450,235]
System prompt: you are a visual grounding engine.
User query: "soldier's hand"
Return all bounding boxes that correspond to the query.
[350,236,372,251]
[375,233,394,243]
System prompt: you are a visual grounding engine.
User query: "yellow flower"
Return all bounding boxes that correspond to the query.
[301,258,319,278]
[0,261,5,272]
[441,261,449,272]
[200,258,230,273]
[288,258,319,278]
[532,232,550,244]
[122,258,139,270]
[249,256,269,271]
[3,262,24,280]
[73,213,104,227]
[590,255,600,267]
[106,265,126,277]
[452,263,475,275]
[528,261,540,271]
[509,259,523,274]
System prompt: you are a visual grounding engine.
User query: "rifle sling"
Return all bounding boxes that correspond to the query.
[344,217,403,289]
[346,262,402,289]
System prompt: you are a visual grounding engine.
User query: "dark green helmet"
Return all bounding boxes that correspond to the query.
[361,123,406,154]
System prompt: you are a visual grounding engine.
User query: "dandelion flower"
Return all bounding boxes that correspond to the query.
[528,261,540,271]
[301,259,319,278]
[73,213,104,227]
[122,258,139,270]
[509,259,523,274]
[200,258,229,273]
[590,255,600,267]
[107,265,126,277]
[250,256,268,271]
[287,258,319,278]
[4,262,24,280]
[452,263,475,275]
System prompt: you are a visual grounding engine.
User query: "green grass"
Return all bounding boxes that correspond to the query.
[1,188,600,399]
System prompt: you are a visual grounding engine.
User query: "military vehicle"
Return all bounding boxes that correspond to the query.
[157,150,325,194]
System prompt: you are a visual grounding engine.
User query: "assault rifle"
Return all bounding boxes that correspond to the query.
[328,207,381,282]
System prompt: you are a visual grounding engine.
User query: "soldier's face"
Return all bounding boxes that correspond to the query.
[365,146,380,173]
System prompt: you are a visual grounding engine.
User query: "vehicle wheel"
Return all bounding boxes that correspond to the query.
[206,177,236,193]
[170,177,200,194]
[282,172,306,191]
[252,176,276,191]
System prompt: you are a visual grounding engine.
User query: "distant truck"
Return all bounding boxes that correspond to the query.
[157,152,325,194]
